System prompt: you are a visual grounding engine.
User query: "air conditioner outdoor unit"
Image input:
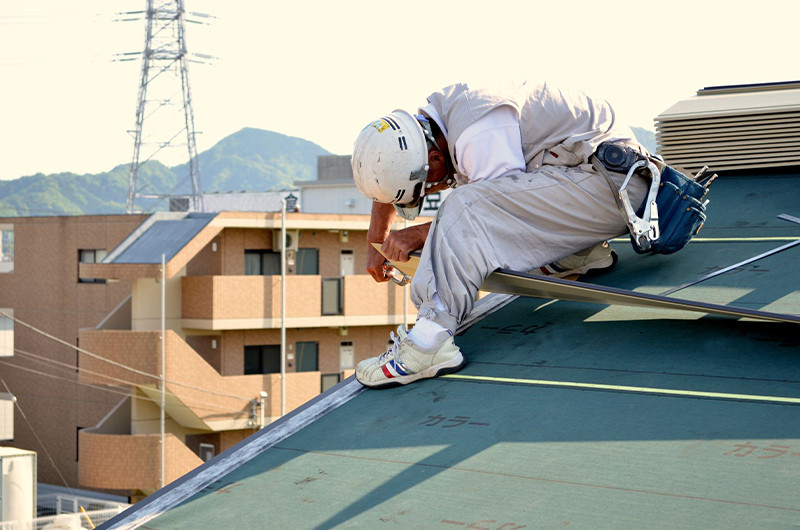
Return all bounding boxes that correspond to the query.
[273,229,299,252]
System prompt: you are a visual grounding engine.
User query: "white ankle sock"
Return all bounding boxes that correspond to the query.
[433,292,448,312]
[408,318,452,351]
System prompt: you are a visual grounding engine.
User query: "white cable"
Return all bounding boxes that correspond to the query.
[1,377,73,492]
[0,309,253,402]
[2,360,146,401]
[9,351,249,416]
[2,360,247,418]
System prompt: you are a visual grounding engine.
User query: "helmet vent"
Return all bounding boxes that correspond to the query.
[398,136,408,151]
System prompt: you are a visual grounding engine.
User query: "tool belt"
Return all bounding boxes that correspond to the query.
[592,142,715,255]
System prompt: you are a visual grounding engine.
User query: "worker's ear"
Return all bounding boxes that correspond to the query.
[428,148,446,167]
[427,149,448,180]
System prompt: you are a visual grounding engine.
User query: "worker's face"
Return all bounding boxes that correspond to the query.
[427,149,450,185]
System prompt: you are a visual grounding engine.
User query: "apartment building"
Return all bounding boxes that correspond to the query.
[0,207,420,502]
[0,214,148,494]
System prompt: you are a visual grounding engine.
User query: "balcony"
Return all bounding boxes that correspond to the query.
[78,329,321,430]
[181,274,409,330]
[78,431,201,492]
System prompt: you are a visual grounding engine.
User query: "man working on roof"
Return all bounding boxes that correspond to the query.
[351,81,649,388]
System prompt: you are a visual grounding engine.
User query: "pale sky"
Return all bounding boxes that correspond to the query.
[1,0,798,181]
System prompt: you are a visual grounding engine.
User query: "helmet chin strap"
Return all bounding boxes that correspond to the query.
[416,115,457,192]
[393,113,458,221]
[424,175,456,192]
[393,168,455,221]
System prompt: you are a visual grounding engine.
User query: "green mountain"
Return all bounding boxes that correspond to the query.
[0,128,331,217]
[0,126,657,217]
[178,128,328,192]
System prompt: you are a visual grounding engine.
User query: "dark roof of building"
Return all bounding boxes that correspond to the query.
[109,212,216,264]
[102,170,800,529]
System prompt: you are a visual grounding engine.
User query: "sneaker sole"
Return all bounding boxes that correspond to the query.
[358,354,467,389]
[568,249,618,277]
[539,249,618,278]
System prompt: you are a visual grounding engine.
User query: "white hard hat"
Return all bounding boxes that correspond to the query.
[351,110,430,220]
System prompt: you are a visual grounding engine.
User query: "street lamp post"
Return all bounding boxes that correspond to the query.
[280,199,286,417]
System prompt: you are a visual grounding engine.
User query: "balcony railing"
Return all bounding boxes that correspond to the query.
[78,329,322,428]
[182,275,321,320]
[181,274,409,329]
[78,431,200,492]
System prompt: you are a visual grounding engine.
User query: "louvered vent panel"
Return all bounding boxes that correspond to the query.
[655,82,800,173]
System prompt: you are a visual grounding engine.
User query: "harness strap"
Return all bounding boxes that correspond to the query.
[591,155,628,219]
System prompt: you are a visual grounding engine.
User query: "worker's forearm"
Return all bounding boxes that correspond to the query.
[367,202,397,243]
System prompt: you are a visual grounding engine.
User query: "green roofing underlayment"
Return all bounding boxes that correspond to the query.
[104,173,800,529]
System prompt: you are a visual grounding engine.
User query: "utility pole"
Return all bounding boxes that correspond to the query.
[117,0,209,213]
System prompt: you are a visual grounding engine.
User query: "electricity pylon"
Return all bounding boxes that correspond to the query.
[118,0,208,213]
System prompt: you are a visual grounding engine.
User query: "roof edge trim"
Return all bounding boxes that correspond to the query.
[699,80,800,96]
[102,378,366,529]
[102,292,517,530]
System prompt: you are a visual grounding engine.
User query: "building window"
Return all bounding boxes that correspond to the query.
[295,341,318,372]
[0,309,13,358]
[339,341,354,371]
[245,250,280,276]
[321,278,343,315]
[198,443,216,462]
[296,248,319,275]
[78,249,107,283]
[244,345,281,374]
[340,249,355,276]
[0,392,13,441]
[321,374,341,392]
[0,225,13,273]
[76,426,83,461]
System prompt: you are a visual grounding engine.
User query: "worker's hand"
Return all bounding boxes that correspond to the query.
[380,225,427,263]
[366,244,390,283]
[366,222,431,283]
[383,222,431,262]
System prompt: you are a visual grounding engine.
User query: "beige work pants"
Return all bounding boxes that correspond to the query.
[411,164,648,332]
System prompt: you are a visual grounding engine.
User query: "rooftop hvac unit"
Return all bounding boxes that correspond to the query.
[169,197,190,212]
[273,230,299,252]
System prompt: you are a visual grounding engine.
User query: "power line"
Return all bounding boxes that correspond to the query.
[0,309,253,402]
[2,360,136,402]
[1,377,73,493]
[9,349,249,416]
[1,357,244,417]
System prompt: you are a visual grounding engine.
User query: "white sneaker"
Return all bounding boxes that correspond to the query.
[532,242,617,278]
[356,326,466,388]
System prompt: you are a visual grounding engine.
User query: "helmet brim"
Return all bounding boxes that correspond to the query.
[394,199,423,221]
